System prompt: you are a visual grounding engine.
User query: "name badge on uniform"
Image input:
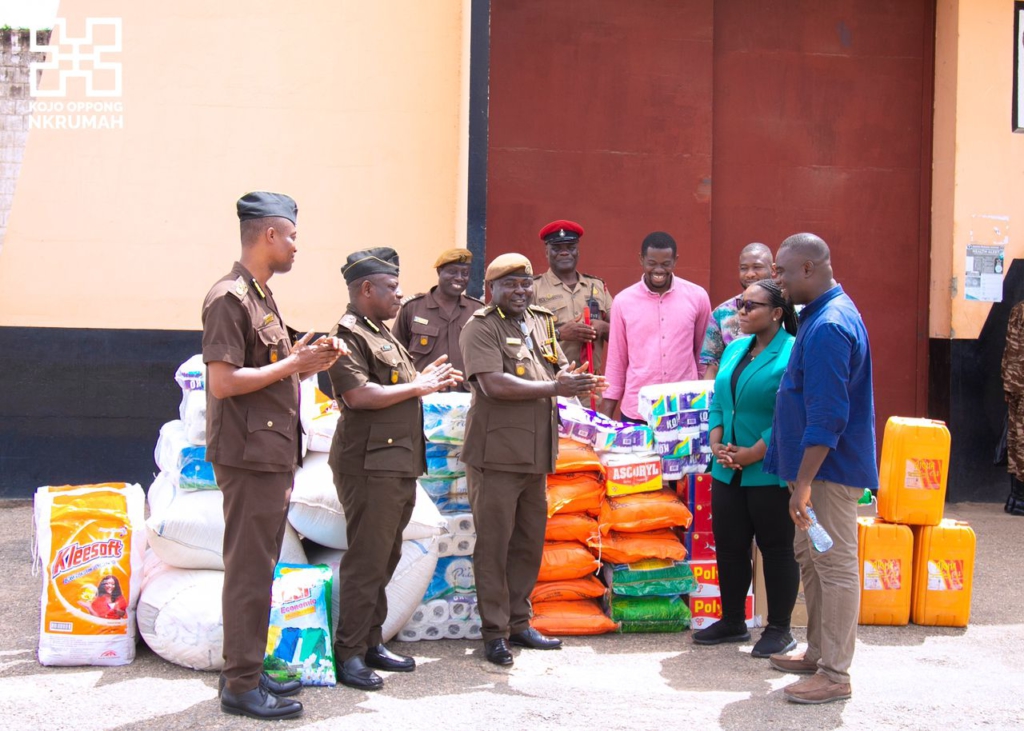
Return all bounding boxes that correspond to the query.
[515,364,526,376]
[413,316,429,325]
[390,368,399,384]
[262,313,276,326]
[506,337,522,345]
[381,344,393,351]
[270,347,279,363]
[420,336,429,346]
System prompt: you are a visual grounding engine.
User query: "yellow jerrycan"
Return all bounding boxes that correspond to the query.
[910,520,976,627]
[857,517,913,625]
[877,417,950,526]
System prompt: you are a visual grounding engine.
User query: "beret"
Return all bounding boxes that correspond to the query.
[342,247,400,284]
[485,253,533,282]
[539,219,584,244]
[433,248,473,268]
[236,191,298,224]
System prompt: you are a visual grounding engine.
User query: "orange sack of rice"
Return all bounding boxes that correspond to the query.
[546,513,600,543]
[530,574,608,603]
[538,541,601,582]
[555,438,602,473]
[587,529,687,565]
[530,599,620,636]
[599,489,693,534]
[546,472,604,517]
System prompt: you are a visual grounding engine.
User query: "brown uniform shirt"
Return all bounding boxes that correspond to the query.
[202,262,300,472]
[327,305,426,478]
[391,287,483,389]
[459,305,567,475]
[531,269,613,373]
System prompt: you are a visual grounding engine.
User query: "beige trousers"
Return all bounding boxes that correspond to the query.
[792,479,861,685]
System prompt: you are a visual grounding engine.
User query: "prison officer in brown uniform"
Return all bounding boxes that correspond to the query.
[203,191,347,720]
[531,220,613,373]
[392,247,482,389]
[327,246,461,690]
[460,253,602,666]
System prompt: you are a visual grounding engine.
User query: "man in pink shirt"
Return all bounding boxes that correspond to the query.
[601,232,712,422]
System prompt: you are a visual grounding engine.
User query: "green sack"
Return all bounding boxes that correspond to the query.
[604,559,698,597]
[610,594,690,623]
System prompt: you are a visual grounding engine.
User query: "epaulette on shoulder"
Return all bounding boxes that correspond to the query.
[471,304,496,318]
[400,293,426,306]
[336,313,359,331]
[580,272,607,285]
[227,275,248,301]
[463,293,485,305]
[528,304,555,317]
[532,273,543,280]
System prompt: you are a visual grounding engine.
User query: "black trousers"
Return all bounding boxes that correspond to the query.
[710,477,799,628]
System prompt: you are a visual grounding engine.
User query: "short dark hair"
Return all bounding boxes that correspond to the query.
[752,278,798,336]
[641,231,677,257]
[240,216,290,246]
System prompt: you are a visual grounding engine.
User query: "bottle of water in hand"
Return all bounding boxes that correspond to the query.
[805,507,833,553]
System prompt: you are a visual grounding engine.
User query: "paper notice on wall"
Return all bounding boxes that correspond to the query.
[964,214,1009,302]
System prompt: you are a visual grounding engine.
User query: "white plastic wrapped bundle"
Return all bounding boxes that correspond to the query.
[305,536,439,643]
[397,594,482,642]
[181,390,207,446]
[146,472,306,570]
[637,380,715,477]
[422,392,471,444]
[424,443,467,477]
[137,550,225,671]
[289,453,447,549]
[154,420,217,490]
[174,354,206,421]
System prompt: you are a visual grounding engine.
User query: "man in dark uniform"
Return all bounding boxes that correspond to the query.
[327,247,461,690]
[531,220,613,373]
[460,253,602,666]
[203,191,347,720]
[392,247,482,389]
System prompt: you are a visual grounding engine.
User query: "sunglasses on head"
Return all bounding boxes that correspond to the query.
[736,299,772,313]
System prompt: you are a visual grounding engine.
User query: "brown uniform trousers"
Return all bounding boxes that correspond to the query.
[460,304,565,642]
[328,306,425,661]
[202,261,301,695]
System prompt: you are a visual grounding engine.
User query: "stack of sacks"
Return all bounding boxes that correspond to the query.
[396,555,480,641]
[299,377,340,453]
[637,380,715,480]
[529,435,618,636]
[590,486,694,633]
[175,355,206,445]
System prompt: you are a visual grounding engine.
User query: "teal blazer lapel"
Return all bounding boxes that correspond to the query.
[733,328,787,404]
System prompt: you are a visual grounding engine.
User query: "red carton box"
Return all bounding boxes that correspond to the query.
[688,531,716,561]
[692,473,713,506]
[692,501,713,533]
[689,560,721,597]
[689,593,755,630]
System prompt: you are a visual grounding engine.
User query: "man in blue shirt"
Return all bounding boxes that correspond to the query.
[764,233,878,705]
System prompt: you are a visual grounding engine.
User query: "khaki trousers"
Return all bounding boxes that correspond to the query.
[792,479,861,685]
[467,465,548,642]
[213,464,293,695]
[332,473,416,661]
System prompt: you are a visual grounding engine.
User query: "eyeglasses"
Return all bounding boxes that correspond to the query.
[736,299,772,313]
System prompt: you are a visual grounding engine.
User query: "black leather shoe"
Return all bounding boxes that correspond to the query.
[365,644,415,672]
[339,656,384,690]
[484,638,514,666]
[509,627,562,650]
[219,672,303,698]
[220,684,303,720]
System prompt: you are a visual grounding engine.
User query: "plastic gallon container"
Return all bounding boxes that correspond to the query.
[910,520,975,627]
[877,417,950,526]
[857,517,913,625]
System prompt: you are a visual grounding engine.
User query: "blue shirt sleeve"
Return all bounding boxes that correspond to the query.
[801,321,854,449]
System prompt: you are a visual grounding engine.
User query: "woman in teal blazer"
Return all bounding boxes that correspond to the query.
[693,278,800,659]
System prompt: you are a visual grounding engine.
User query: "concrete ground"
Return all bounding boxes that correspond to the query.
[1,501,1020,731]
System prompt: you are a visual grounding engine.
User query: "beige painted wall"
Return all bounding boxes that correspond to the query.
[0,0,469,331]
[931,0,1024,339]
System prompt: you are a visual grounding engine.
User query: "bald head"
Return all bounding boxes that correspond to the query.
[738,241,774,288]
[778,233,830,263]
[774,233,836,305]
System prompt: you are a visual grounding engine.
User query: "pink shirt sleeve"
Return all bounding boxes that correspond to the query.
[693,288,712,378]
[603,296,628,400]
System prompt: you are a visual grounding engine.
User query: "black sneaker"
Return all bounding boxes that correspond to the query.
[751,625,796,658]
[692,621,750,645]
